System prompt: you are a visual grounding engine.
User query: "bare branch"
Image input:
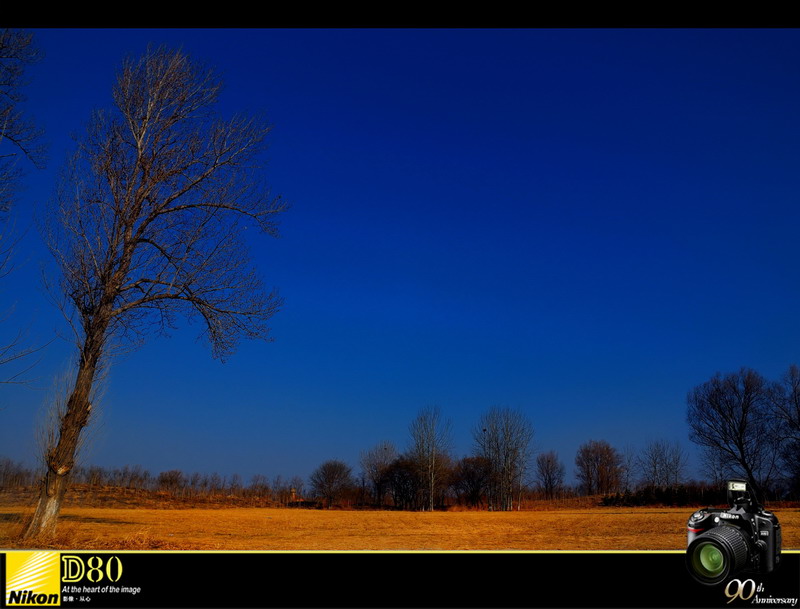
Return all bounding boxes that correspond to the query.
[0,28,46,216]
[0,30,46,385]
[686,368,783,502]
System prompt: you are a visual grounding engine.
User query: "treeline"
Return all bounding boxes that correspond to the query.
[5,363,799,511]
[308,437,717,510]
[342,406,537,511]
[0,454,760,511]
[600,483,730,507]
[307,386,800,509]
[0,458,307,507]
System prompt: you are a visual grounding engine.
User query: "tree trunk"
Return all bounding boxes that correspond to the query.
[22,469,71,539]
[23,324,105,539]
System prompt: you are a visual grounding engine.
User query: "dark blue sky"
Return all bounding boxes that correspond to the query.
[2,28,799,485]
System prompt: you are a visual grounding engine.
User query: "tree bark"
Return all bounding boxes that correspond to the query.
[22,322,105,539]
[22,468,71,539]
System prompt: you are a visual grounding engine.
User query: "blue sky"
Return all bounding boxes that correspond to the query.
[1,28,799,485]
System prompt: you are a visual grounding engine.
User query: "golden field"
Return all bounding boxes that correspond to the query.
[2,505,799,551]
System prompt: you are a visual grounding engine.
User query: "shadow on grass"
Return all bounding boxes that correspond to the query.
[59,514,137,525]
[0,511,136,526]
[0,512,22,522]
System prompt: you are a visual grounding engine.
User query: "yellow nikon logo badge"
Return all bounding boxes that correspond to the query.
[5,552,60,606]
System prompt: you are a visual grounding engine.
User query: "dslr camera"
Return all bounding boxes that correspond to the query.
[686,479,781,585]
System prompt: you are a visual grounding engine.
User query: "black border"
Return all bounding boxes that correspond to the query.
[2,550,799,608]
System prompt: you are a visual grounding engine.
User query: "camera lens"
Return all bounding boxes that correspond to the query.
[692,542,726,578]
[686,526,750,585]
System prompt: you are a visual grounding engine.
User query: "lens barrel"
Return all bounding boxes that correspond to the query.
[686,525,751,585]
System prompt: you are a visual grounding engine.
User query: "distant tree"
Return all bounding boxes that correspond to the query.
[290,475,306,501]
[208,473,226,495]
[575,440,623,496]
[85,465,107,489]
[619,444,638,493]
[535,451,565,500]
[360,440,397,507]
[637,440,687,489]
[228,473,243,496]
[157,469,185,494]
[409,406,452,511]
[451,456,492,507]
[687,368,782,502]
[185,472,202,496]
[0,457,35,488]
[272,475,291,505]
[25,46,286,539]
[385,455,423,510]
[473,406,534,510]
[310,460,354,508]
[248,474,270,498]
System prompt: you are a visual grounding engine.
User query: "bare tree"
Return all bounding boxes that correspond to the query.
[473,406,534,511]
[289,475,306,501]
[384,455,423,510]
[636,440,687,489]
[208,472,226,496]
[24,47,286,539]
[767,364,800,495]
[451,455,491,508]
[0,29,46,384]
[574,439,623,496]
[228,473,243,496]
[409,406,452,511]
[0,457,36,488]
[271,475,291,505]
[0,28,45,215]
[248,474,270,498]
[310,460,354,508]
[687,368,782,502]
[360,440,397,507]
[157,469,185,495]
[618,444,638,493]
[772,364,800,442]
[535,451,565,500]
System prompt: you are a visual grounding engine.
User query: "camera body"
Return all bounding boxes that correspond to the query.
[686,479,781,585]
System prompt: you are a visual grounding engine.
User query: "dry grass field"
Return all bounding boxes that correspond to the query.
[2,501,799,551]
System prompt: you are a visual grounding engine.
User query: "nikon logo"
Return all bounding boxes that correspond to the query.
[7,590,59,605]
[719,513,740,519]
[4,552,60,606]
